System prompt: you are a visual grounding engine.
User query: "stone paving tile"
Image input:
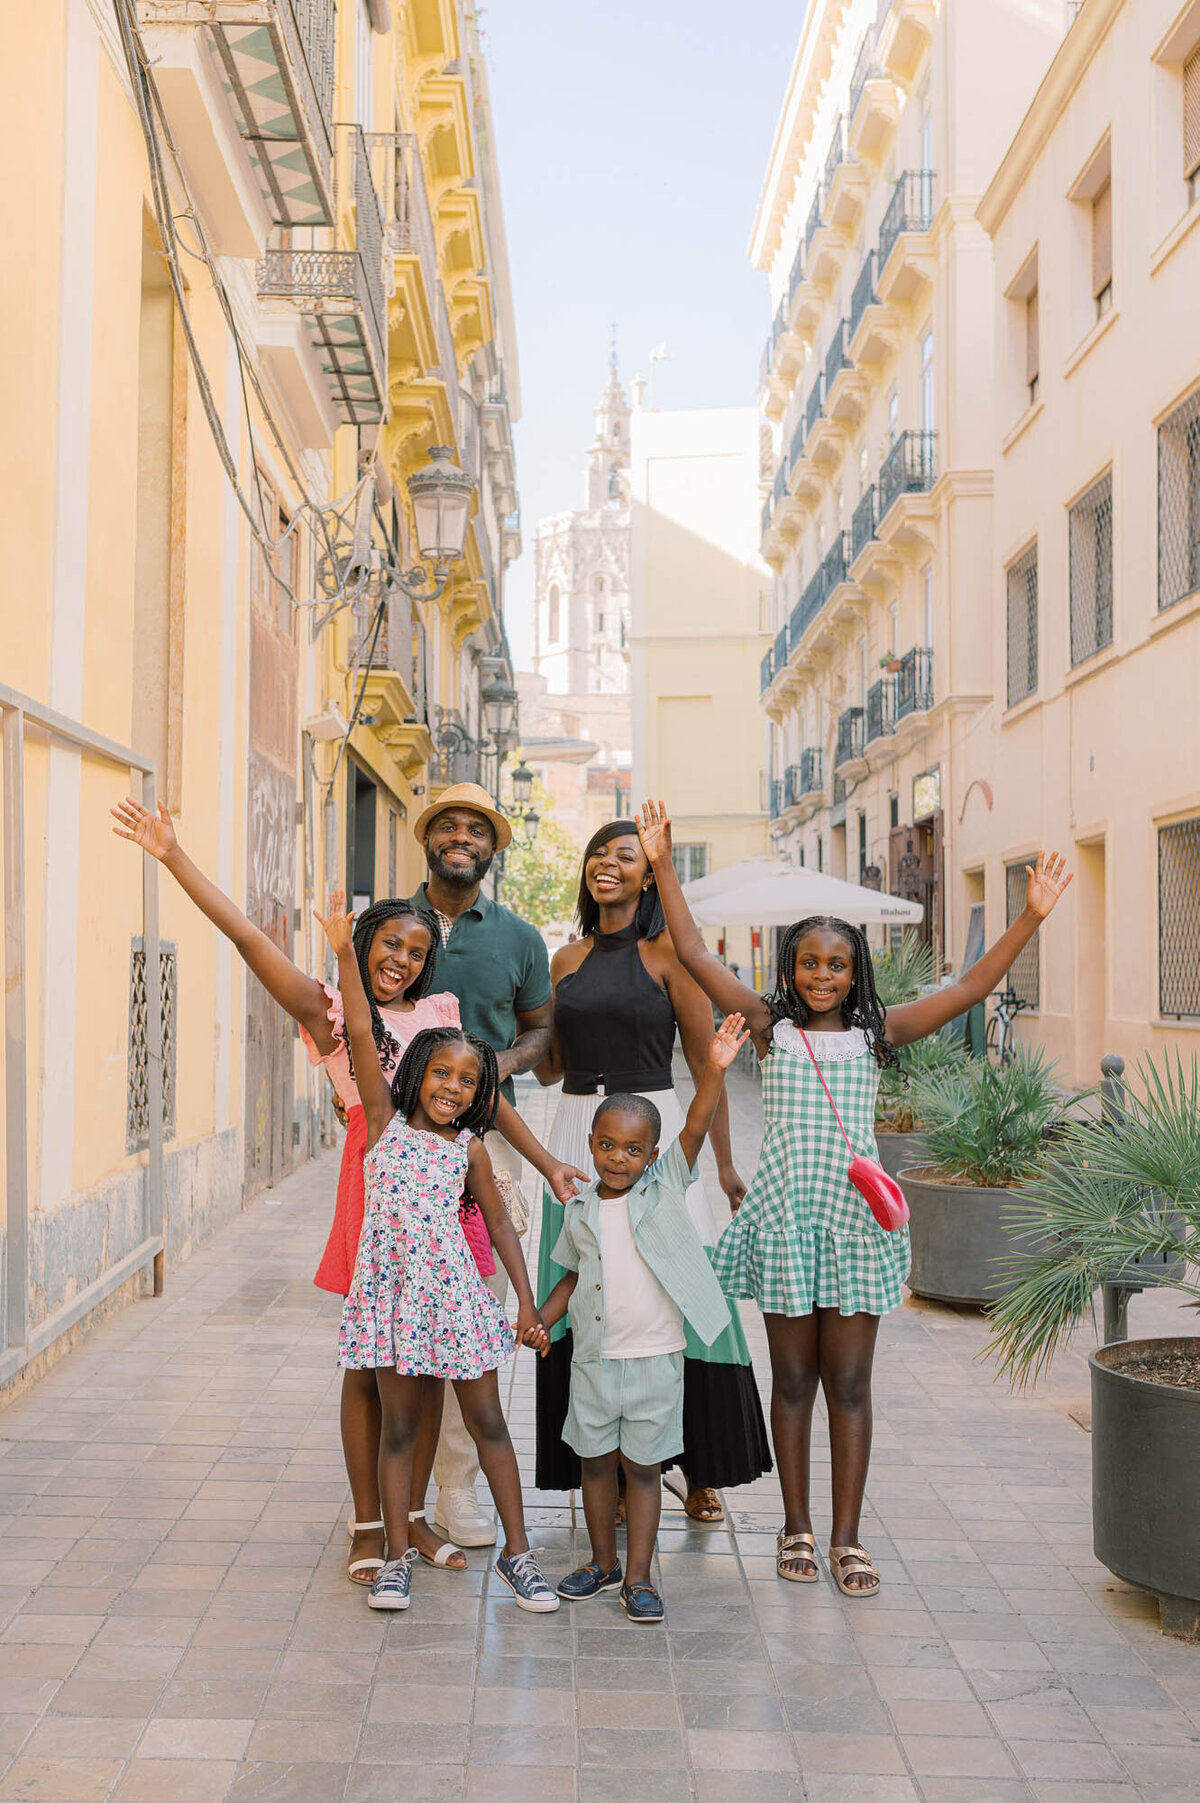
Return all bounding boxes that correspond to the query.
[0,1067,1196,1802]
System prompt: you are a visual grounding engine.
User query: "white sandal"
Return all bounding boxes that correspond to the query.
[409,1507,467,1570]
[346,1515,386,1586]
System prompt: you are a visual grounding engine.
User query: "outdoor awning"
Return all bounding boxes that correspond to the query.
[683,861,924,927]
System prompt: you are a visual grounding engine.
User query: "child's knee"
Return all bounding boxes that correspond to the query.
[464,1397,509,1448]
[619,1455,659,1487]
[822,1364,873,1413]
[380,1409,418,1458]
[772,1360,820,1408]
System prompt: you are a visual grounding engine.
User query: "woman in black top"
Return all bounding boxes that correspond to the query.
[533,821,771,1515]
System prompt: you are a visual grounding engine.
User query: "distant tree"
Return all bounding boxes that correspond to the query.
[500,814,580,930]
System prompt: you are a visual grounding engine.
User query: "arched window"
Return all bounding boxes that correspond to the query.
[548,585,560,641]
[594,575,605,595]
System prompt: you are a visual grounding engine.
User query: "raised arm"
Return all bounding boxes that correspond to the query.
[886,852,1074,1047]
[637,801,774,1041]
[314,890,395,1145]
[678,1015,749,1169]
[113,797,335,1051]
[660,945,746,1208]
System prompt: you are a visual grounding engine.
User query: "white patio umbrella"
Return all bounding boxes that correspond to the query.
[685,862,924,928]
[679,856,784,906]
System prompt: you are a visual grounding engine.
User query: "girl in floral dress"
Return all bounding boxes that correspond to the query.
[638,802,1072,1599]
[316,890,559,1615]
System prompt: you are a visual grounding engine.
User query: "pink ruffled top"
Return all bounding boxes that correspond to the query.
[300,983,461,1106]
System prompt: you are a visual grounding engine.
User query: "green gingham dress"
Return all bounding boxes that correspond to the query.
[711,1023,911,1317]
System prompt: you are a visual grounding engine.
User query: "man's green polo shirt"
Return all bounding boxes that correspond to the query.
[406,883,552,1102]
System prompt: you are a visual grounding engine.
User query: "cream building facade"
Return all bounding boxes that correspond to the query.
[630,406,769,975]
[754,0,1062,959]
[0,0,520,1391]
[966,0,1200,1080]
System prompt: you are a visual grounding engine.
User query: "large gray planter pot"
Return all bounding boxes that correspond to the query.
[1090,1338,1200,1642]
[874,1129,928,1181]
[900,1168,1025,1307]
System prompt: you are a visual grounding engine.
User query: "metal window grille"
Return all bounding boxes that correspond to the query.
[1186,45,1200,179]
[672,843,709,885]
[127,938,177,1153]
[1006,543,1038,705]
[1157,386,1200,610]
[1159,817,1200,1016]
[1068,471,1113,663]
[1005,864,1039,1008]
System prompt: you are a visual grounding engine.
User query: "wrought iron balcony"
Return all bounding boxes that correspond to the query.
[760,648,775,694]
[794,566,825,643]
[774,625,789,674]
[894,646,934,720]
[145,0,337,226]
[774,460,789,506]
[761,496,773,543]
[257,125,386,422]
[849,251,877,341]
[781,763,799,808]
[820,530,850,596]
[770,778,785,818]
[789,413,807,470]
[878,169,935,267]
[805,377,824,441]
[866,675,895,743]
[824,115,847,200]
[851,486,877,563]
[849,29,882,120]
[787,240,806,307]
[878,429,936,519]
[805,189,822,257]
[799,746,823,796]
[836,706,865,767]
[824,319,850,398]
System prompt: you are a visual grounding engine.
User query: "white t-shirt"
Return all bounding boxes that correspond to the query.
[597,1194,686,1359]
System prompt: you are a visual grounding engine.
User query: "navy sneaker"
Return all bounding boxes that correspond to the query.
[493,1547,560,1613]
[619,1580,665,1624]
[367,1552,417,1611]
[556,1560,623,1601]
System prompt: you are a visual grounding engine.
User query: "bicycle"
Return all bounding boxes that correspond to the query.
[986,987,1029,1064]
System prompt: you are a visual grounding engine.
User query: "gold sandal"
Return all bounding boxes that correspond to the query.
[828,1543,880,1597]
[776,1530,819,1583]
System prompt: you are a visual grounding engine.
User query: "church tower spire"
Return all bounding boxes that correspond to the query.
[585,360,630,510]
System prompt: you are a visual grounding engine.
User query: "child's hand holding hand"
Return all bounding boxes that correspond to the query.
[636,799,674,867]
[518,1305,549,1358]
[708,1012,750,1071]
[313,887,356,958]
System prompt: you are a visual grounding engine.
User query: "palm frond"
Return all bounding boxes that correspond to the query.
[912,1046,1066,1187]
[872,933,939,1007]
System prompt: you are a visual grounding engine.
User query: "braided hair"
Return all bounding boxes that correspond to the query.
[575,819,666,940]
[389,1026,501,1136]
[343,900,439,1074]
[767,915,899,1069]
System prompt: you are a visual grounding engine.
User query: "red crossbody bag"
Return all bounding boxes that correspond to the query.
[796,1029,910,1232]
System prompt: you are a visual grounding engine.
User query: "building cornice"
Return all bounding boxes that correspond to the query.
[749,0,851,272]
[977,0,1124,238]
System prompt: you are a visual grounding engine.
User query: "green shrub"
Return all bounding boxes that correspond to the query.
[872,933,938,1007]
[911,1046,1066,1188]
[875,1032,965,1132]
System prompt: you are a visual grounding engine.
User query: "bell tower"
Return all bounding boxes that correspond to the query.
[585,358,631,510]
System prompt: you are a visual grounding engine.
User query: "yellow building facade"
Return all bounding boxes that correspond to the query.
[0,0,520,1392]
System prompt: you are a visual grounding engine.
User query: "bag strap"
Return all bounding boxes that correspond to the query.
[795,1028,855,1157]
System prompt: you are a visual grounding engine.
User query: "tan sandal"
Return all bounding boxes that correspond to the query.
[829,1543,880,1597]
[776,1529,819,1582]
[663,1476,724,1523]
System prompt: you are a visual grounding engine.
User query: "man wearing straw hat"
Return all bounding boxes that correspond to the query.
[405,782,558,1548]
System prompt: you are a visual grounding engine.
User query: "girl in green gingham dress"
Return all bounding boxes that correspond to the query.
[639,804,1073,1599]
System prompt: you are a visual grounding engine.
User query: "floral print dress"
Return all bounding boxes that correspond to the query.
[338,1116,514,1379]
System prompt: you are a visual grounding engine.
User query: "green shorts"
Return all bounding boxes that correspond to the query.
[563,1351,684,1467]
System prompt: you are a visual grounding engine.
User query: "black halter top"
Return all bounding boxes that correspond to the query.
[555,921,675,1095]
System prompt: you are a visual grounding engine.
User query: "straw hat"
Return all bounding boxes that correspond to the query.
[413,782,512,852]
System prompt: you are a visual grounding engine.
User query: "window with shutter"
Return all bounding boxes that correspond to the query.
[1092,180,1112,311]
[1185,45,1200,182]
[1025,287,1039,399]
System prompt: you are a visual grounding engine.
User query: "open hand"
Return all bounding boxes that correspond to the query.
[314,886,356,957]
[708,1013,750,1071]
[637,799,673,867]
[548,1162,588,1206]
[1024,851,1073,921]
[111,796,178,862]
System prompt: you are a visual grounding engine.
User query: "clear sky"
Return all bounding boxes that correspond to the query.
[482,0,803,670]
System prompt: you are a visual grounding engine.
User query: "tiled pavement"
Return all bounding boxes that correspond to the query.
[0,1066,1197,1803]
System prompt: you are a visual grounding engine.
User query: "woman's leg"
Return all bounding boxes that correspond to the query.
[407,1378,467,1568]
[817,1309,881,1590]
[619,1456,662,1588]
[579,1451,621,1573]
[453,1371,528,1557]
[763,1312,821,1538]
[372,1368,425,1561]
[341,1368,385,1582]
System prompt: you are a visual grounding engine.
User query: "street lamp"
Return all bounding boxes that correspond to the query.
[510,759,534,807]
[482,678,518,742]
[395,446,476,603]
[522,807,540,844]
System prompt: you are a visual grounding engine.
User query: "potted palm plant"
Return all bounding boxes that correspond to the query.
[900,1048,1068,1306]
[987,1054,1200,1640]
[872,935,966,1178]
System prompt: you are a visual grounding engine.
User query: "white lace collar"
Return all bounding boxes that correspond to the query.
[773,1021,869,1063]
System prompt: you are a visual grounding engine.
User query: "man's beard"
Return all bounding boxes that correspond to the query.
[428,845,493,890]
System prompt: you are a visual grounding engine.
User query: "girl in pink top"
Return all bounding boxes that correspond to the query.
[112,797,583,1584]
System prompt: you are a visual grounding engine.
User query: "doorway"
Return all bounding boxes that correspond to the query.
[1074,837,1107,1082]
[347,761,378,913]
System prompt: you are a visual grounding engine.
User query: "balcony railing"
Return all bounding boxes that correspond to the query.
[799,746,823,795]
[805,377,824,440]
[350,590,414,691]
[760,649,775,694]
[805,189,822,256]
[849,251,877,341]
[774,626,789,674]
[836,707,865,767]
[878,429,937,518]
[851,486,877,563]
[774,460,789,506]
[894,646,934,719]
[789,413,807,469]
[760,495,773,542]
[794,566,824,643]
[849,29,882,120]
[866,675,895,743]
[770,778,785,818]
[878,169,935,266]
[783,763,802,808]
[820,530,850,596]
[787,239,806,305]
[824,318,850,398]
[824,114,847,199]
